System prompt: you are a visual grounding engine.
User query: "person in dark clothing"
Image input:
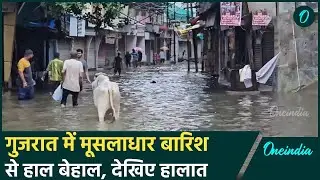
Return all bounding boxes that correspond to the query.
[114,53,123,76]
[137,51,142,67]
[182,50,186,59]
[166,51,171,61]
[125,51,131,68]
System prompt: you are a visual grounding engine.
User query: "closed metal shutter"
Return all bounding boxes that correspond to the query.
[73,37,85,52]
[262,30,275,86]
[118,37,125,54]
[58,39,71,60]
[262,31,274,65]
[99,42,115,68]
[253,42,262,71]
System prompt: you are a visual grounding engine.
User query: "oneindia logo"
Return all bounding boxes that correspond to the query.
[268,106,310,117]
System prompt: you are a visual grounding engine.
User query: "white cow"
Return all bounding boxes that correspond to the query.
[92,73,120,122]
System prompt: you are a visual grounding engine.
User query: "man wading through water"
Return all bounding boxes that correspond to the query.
[125,51,131,68]
[41,52,63,95]
[131,49,138,68]
[61,51,84,107]
[16,49,36,100]
[76,49,91,92]
[114,52,123,76]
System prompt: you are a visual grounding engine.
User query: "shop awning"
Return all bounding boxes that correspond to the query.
[176,23,203,35]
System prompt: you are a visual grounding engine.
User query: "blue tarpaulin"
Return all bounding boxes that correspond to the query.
[25,19,56,29]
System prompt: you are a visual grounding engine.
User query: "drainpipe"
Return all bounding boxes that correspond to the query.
[124,34,127,52]
[115,33,119,56]
[291,17,301,92]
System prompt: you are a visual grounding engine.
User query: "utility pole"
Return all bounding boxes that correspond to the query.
[173,2,176,63]
[191,3,198,72]
[166,2,170,62]
[186,3,190,72]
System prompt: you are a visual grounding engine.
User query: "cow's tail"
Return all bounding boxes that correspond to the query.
[108,88,116,122]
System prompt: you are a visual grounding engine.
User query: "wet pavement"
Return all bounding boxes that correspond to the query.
[2,62,318,136]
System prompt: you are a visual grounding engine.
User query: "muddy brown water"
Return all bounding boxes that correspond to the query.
[2,63,318,136]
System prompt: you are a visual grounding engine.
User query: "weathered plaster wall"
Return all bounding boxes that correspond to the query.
[275,2,318,92]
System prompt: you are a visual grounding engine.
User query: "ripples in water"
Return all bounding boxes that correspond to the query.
[2,63,318,136]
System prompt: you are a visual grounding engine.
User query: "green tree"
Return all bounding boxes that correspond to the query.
[47,2,124,31]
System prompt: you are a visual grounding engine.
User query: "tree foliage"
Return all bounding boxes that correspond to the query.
[46,2,124,31]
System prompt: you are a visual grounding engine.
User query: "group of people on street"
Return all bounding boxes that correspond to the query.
[113,48,169,74]
[153,49,168,65]
[16,47,167,105]
[111,48,143,76]
[112,48,143,76]
[17,48,91,108]
[124,49,142,69]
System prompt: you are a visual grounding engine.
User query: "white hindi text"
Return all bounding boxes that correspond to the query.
[5,159,208,178]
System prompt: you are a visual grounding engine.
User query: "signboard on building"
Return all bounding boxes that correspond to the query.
[105,37,115,44]
[69,16,86,37]
[137,28,145,37]
[106,32,117,38]
[220,2,242,26]
[252,10,272,26]
[88,22,115,31]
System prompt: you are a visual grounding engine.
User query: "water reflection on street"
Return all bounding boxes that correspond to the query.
[2,63,318,136]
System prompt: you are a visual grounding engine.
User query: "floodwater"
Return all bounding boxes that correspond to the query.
[2,63,318,136]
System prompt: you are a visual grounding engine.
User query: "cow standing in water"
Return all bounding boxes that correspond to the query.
[91,73,120,122]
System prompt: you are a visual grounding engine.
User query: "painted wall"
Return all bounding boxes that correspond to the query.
[125,35,137,52]
[145,40,152,63]
[178,41,187,59]
[247,2,276,16]
[178,39,200,59]
[275,2,318,92]
[171,36,179,62]
[137,10,151,25]
[118,36,126,55]
[3,10,16,83]
[136,37,146,62]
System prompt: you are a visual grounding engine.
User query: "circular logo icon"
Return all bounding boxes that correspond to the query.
[293,6,315,27]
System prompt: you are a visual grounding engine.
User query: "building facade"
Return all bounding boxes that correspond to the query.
[197,2,318,92]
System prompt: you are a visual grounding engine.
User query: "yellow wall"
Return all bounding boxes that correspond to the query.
[3,11,16,82]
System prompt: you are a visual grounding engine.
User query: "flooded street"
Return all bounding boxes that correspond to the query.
[2,63,317,136]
